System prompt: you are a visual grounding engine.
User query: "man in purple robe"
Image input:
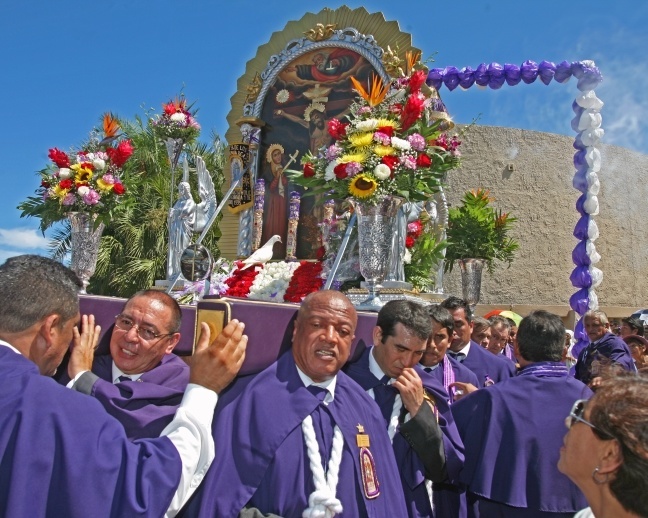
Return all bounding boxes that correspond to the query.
[574,309,636,388]
[344,300,465,518]
[440,296,516,387]
[451,310,591,517]
[182,290,408,517]
[63,290,190,439]
[0,255,247,517]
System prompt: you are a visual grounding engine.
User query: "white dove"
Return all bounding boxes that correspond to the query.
[239,235,282,270]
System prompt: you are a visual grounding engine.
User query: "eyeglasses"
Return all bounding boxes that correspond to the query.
[565,399,612,440]
[114,314,174,342]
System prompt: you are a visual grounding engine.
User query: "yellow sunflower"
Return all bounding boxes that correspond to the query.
[71,163,93,182]
[96,177,115,192]
[349,174,378,198]
[52,185,70,199]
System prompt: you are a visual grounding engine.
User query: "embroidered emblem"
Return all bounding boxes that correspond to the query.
[359,447,380,499]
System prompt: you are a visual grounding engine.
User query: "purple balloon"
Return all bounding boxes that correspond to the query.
[538,60,556,86]
[487,62,505,89]
[573,149,587,169]
[573,133,588,151]
[570,265,593,288]
[554,61,573,83]
[474,63,490,87]
[443,66,461,91]
[427,68,444,90]
[520,60,539,84]
[572,239,592,265]
[458,66,475,89]
[573,215,592,240]
[572,171,589,193]
[504,64,521,86]
[570,287,591,315]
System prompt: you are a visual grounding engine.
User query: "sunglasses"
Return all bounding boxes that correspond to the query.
[565,399,613,440]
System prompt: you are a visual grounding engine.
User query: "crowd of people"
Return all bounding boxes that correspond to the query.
[0,254,646,517]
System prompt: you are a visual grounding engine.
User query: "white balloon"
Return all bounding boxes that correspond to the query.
[575,91,604,111]
[587,219,600,240]
[583,194,599,215]
[585,148,602,171]
[590,266,603,288]
[578,110,602,131]
[586,240,601,264]
[588,289,599,311]
[587,173,600,195]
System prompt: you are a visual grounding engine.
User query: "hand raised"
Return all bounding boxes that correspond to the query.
[68,314,101,379]
[190,319,247,393]
[448,381,478,402]
[393,367,425,417]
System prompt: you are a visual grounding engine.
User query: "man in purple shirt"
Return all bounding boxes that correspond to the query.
[64,289,190,439]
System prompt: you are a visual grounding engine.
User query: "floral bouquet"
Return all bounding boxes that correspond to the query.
[289,52,461,204]
[150,96,201,142]
[19,114,134,231]
[403,217,447,292]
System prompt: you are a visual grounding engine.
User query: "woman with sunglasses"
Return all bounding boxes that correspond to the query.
[558,374,648,517]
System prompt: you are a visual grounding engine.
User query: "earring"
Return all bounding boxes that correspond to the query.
[592,466,610,485]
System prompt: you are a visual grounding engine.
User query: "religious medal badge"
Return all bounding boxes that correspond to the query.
[356,423,380,499]
[18,113,135,231]
[150,96,201,142]
[289,51,462,205]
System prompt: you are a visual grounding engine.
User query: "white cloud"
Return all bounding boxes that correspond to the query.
[0,228,50,250]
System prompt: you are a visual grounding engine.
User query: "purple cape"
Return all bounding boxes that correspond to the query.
[424,355,480,398]
[461,341,516,387]
[0,346,182,517]
[575,332,636,384]
[182,351,408,517]
[451,362,592,515]
[344,347,465,518]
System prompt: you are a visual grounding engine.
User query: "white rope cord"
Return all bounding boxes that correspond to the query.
[301,415,345,518]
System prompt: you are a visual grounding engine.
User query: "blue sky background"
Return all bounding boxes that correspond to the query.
[2,0,646,262]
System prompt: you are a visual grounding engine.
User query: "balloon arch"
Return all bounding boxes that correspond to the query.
[426,59,604,357]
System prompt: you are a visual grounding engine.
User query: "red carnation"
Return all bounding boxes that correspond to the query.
[113,182,126,195]
[408,70,427,93]
[407,220,423,239]
[381,155,400,170]
[405,236,416,248]
[106,139,134,168]
[416,153,432,168]
[334,163,348,179]
[401,93,425,131]
[303,162,315,178]
[48,148,70,168]
[377,126,394,137]
[58,179,73,190]
[328,119,349,140]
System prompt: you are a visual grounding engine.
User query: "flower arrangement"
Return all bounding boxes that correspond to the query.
[289,52,461,204]
[444,188,518,273]
[18,114,134,231]
[151,96,201,142]
[403,216,447,292]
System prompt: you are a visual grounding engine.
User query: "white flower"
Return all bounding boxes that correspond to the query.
[77,185,90,196]
[325,160,338,181]
[391,136,411,151]
[354,119,378,132]
[93,158,106,170]
[276,89,290,103]
[170,112,187,123]
[403,249,412,264]
[58,168,72,179]
[374,163,391,180]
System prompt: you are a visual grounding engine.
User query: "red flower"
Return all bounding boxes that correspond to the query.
[408,70,427,94]
[106,139,134,168]
[58,179,73,190]
[407,220,423,238]
[405,236,416,248]
[381,155,399,170]
[334,163,348,179]
[284,261,324,303]
[303,162,315,178]
[41,180,50,188]
[113,182,126,195]
[401,93,425,131]
[48,148,70,168]
[328,119,349,140]
[316,246,326,261]
[377,126,394,137]
[416,153,432,168]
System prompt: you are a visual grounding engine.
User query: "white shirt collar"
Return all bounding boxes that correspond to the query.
[369,346,390,381]
[111,361,144,384]
[457,341,472,355]
[295,364,337,404]
[0,339,20,355]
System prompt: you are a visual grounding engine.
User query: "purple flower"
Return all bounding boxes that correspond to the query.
[82,189,101,205]
[407,133,426,151]
[325,145,342,161]
[345,162,363,175]
[62,193,76,206]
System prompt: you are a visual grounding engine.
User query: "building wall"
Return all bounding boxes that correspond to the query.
[441,125,648,313]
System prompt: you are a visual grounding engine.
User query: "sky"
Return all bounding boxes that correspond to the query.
[2,0,647,263]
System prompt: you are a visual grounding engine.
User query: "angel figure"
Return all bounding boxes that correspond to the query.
[194,156,217,233]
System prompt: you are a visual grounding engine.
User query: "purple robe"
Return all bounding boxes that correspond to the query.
[451,362,592,517]
[182,351,408,517]
[575,332,636,385]
[0,346,182,517]
[461,341,516,387]
[424,355,480,399]
[344,347,465,518]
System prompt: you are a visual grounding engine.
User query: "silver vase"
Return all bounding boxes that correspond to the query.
[458,258,487,310]
[350,196,405,311]
[68,212,105,294]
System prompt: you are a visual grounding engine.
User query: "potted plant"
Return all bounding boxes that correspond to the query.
[444,188,518,305]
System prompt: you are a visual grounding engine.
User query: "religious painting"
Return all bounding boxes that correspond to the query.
[259,47,376,259]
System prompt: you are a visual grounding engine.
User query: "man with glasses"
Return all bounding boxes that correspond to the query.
[451,310,591,517]
[66,290,191,439]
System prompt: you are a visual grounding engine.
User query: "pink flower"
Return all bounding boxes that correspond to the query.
[400,155,417,170]
[373,131,391,145]
[407,133,426,151]
[325,145,342,161]
[345,162,363,176]
[62,193,76,206]
[82,189,101,205]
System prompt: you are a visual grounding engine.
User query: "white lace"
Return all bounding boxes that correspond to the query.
[301,415,345,518]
